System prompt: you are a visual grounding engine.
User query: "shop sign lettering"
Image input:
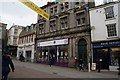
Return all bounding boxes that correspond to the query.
[93,41,120,48]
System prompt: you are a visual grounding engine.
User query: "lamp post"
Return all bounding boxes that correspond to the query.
[118,54,120,75]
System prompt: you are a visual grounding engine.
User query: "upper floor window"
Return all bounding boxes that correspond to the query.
[13,36,17,43]
[107,24,117,37]
[14,29,18,34]
[65,2,69,10]
[26,27,29,32]
[76,12,86,26]
[39,24,44,34]
[105,6,114,19]
[75,2,80,6]
[60,16,68,29]
[50,8,54,15]
[50,20,56,32]
[54,6,57,14]
[30,35,33,42]
[61,4,64,12]
[80,0,85,5]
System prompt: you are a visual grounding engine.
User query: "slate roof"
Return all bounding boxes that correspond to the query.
[19,24,36,37]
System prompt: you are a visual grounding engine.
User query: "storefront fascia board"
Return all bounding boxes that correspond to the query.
[92,40,120,48]
[37,39,68,47]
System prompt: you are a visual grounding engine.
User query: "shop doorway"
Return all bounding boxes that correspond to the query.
[97,49,110,70]
[78,39,87,68]
[26,51,32,62]
[49,46,57,64]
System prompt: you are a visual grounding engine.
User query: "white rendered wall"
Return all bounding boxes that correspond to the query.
[90,3,119,42]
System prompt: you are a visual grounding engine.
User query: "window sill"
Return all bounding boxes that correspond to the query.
[77,24,86,27]
[105,17,116,21]
[107,36,119,39]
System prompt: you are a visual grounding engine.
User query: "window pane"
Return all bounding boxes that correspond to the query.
[107,24,117,37]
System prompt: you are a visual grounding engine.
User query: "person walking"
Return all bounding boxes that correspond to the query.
[79,59,84,71]
[49,57,52,67]
[74,56,77,68]
[19,54,25,62]
[2,52,15,80]
[97,58,102,72]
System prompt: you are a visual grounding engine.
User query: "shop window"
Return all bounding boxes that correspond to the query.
[110,48,120,66]
[58,45,68,63]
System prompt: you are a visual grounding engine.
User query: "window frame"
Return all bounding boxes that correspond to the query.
[106,23,117,37]
[104,6,114,19]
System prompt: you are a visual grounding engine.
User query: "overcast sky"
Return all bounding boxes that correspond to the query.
[0,0,110,29]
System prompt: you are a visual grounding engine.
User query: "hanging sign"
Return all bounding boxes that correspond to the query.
[18,0,50,20]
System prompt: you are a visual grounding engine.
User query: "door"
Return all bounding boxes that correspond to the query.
[26,51,31,62]
[78,39,87,68]
[97,49,110,69]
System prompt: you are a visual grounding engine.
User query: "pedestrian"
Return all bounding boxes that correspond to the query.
[74,56,77,68]
[79,59,84,71]
[97,58,102,72]
[2,52,15,80]
[20,54,25,62]
[49,57,52,67]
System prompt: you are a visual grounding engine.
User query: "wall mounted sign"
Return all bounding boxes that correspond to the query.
[93,40,120,48]
[37,39,68,47]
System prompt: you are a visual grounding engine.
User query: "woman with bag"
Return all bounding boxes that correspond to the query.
[74,56,77,68]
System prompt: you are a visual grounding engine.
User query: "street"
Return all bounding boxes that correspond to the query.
[9,60,119,79]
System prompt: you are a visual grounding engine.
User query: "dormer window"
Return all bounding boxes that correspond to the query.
[31,25,34,29]
[26,27,29,32]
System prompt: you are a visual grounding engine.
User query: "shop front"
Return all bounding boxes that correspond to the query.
[92,40,120,71]
[17,45,34,62]
[36,39,69,67]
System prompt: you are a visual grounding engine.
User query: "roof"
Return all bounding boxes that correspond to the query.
[90,1,120,10]
[19,24,36,37]
[9,25,25,30]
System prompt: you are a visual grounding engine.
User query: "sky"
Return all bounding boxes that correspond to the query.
[0,0,112,29]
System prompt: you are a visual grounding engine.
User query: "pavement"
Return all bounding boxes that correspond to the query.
[9,60,120,79]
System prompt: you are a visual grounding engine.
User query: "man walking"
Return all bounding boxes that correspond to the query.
[2,52,15,80]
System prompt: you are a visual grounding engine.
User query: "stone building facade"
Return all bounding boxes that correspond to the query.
[0,23,7,53]
[7,25,24,56]
[36,1,95,68]
[17,24,36,62]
